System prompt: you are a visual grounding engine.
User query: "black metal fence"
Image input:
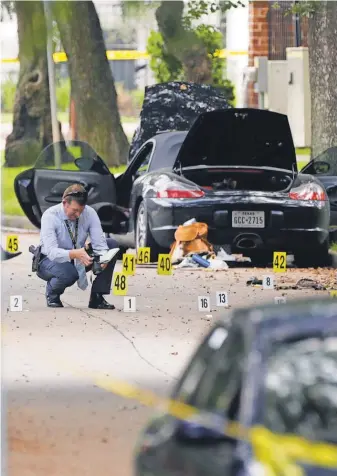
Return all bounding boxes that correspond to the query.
[268,1,308,60]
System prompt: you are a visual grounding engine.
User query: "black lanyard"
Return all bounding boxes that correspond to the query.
[64,218,79,249]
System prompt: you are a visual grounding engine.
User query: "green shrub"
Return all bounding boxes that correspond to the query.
[56,77,71,113]
[146,25,235,104]
[147,30,184,83]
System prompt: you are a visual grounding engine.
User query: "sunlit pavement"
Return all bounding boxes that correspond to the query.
[2,233,336,476]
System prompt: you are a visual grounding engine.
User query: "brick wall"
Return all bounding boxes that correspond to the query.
[247,1,308,108]
[248,1,269,107]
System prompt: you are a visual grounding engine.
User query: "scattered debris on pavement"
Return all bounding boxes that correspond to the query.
[171,219,251,270]
[247,271,337,291]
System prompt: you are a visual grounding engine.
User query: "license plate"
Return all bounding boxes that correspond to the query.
[232,211,265,228]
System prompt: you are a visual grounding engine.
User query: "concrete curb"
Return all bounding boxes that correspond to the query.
[2,215,38,232]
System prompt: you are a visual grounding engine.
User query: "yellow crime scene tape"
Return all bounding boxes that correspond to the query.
[1,48,248,64]
[53,353,337,475]
[2,293,337,476]
[1,320,336,474]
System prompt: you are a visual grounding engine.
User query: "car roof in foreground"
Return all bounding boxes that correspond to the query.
[228,297,337,334]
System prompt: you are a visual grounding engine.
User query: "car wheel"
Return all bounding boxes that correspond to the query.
[294,240,331,268]
[135,201,163,262]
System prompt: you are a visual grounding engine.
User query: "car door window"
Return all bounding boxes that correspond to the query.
[132,143,153,177]
[35,140,99,170]
[174,324,245,421]
[263,334,337,443]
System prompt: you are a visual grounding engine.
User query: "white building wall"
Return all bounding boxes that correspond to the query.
[0,17,19,80]
[225,3,249,107]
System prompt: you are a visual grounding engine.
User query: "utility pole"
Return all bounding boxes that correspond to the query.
[44,0,61,169]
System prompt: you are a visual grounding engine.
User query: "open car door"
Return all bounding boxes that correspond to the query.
[301,146,337,228]
[14,140,127,233]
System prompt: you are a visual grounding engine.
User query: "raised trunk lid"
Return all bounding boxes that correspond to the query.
[174,108,297,172]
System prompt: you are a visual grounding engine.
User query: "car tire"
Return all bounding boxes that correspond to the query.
[135,201,164,262]
[294,240,331,268]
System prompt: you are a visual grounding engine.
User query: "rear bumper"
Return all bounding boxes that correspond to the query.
[146,196,330,252]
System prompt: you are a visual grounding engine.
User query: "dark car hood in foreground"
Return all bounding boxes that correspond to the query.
[174,108,297,171]
[129,82,230,158]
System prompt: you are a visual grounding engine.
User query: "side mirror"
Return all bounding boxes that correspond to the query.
[75,157,95,171]
[313,161,330,174]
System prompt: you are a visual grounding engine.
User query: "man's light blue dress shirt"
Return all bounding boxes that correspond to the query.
[40,203,108,289]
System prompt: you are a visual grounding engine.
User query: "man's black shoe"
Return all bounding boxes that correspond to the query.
[89,293,115,310]
[46,295,64,308]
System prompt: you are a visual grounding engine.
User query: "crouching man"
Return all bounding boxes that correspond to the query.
[37,183,118,309]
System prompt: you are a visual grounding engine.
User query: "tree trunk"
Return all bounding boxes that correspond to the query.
[4,1,60,167]
[52,1,129,167]
[155,1,213,84]
[308,1,337,158]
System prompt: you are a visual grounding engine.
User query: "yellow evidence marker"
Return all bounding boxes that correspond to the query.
[137,247,150,265]
[113,272,128,295]
[157,254,172,275]
[6,235,19,253]
[122,254,136,275]
[273,251,287,273]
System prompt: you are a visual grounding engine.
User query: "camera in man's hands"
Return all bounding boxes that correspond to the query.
[85,243,103,275]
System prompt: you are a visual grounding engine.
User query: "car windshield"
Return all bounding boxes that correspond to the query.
[264,334,337,443]
[34,140,99,170]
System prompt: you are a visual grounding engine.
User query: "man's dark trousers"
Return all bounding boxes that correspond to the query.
[38,238,119,300]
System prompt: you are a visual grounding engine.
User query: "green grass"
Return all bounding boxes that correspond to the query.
[330,242,337,252]
[296,147,311,156]
[297,160,309,171]
[2,165,27,215]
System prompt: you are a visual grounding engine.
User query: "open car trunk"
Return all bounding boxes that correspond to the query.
[174,109,298,173]
[182,166,294,193]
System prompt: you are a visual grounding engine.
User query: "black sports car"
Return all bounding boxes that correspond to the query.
[14,83,335,267]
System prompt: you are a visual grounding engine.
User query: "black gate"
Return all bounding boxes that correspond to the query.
[267,1,308,60]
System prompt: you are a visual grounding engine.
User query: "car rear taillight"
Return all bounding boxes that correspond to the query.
[289,183,327,201]
[156,189,205,199]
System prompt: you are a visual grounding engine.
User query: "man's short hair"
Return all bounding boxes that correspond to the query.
[62,184,88,206]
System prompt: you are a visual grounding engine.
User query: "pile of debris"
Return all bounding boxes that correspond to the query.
[170,219,251,270]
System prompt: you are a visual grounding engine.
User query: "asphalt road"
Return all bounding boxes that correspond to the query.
[2,233,337,476]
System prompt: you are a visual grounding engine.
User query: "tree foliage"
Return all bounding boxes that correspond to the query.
[146,0,235,102]
[52,1,129,166]
[272,1,318,16]
[0,0,14,21]
[4,0,58,167]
